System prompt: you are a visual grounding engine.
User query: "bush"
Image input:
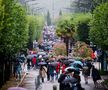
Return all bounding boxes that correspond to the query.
[99,70,108,75]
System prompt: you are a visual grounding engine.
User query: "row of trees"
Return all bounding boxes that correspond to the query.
[0,0,44,87]
[56,1,108,71]
[71,0,108,13]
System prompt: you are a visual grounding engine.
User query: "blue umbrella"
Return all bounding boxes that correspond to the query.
[72,61,83,66]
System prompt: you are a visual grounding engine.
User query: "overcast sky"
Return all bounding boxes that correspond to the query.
[27,0,71,19]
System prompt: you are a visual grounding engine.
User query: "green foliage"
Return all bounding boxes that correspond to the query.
[89,3,108,49]
[56,19,75,38]
[27,15,44,49]
[71,0,94,13]
[0,0,28,55]
[72,13,92,43]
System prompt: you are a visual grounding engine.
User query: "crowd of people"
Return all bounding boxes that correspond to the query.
[14,53,101,90]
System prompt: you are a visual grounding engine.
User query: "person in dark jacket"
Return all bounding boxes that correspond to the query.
[58,72,68,90]
[91,65,101,87]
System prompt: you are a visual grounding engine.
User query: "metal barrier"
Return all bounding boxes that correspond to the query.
[35,75,41,90]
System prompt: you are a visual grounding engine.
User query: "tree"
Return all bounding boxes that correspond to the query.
[72,13,92,43]
[27,15,44,50]
[89,3,108,71]
[56,19,75,56]
[71,0,94,13]
[89,3,108,49]
[46,10,51,26]
[0,0,28,86]
[59,10,62,16]
[0,0,28,54]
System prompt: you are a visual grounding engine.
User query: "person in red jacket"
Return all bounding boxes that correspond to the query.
[55,62,61,79]
[62,64,66,73]
[91,52,96,61]
[32,56,36,69]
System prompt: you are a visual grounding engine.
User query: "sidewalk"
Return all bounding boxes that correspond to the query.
[21,69,38,90]
[0,68,37,90]
[0,69,107,90]
[0,72,26,90]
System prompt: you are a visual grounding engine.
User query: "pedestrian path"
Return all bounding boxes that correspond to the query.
[21,69,39,90]
[41,81,59,90]
[1,69,106,90]
[40,72,104,90]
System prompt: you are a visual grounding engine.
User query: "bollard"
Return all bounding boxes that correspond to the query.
[53,85,57,90]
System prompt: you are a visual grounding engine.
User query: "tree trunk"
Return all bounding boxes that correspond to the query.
[64,37,69,56]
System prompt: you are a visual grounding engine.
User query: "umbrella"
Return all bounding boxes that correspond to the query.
[62,76,78,84]
[72,61,83,66]
[27,54,37,59]
[8,87,27,90]
[49,62,59,66]
[17,56,26,63]
[37,52,46,55]
[38,62,47,65]
[65,66,79,72]
[68,59,75,63]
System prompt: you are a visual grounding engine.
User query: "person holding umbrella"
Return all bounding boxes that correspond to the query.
[32,56,36,69]
[15,61,22,81]
[39,65,47,83]
[55,62,61,80]
[58,71,70,90]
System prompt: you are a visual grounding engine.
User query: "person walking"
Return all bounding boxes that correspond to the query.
[27,58,31,70]
[32,56,36,69]
[82,64,90,84]
[49,66,55,82]
[15,61,22,81]
[39,66,47,83]
[55,62,61,80]
[58,71,69,90]
[62,63,66,73]
[91,65,101,87]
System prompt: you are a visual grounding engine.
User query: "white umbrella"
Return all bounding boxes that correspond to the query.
[27,54,37,59]
[37,52,46,55]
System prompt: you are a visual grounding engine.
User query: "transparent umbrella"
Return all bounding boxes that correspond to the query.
[8,87,27,90]
[38,62,47,66]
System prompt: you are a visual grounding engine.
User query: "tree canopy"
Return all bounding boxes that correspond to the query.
[27,15,44,49]
[89,2,108,50]
[72,13,92,43]
[0,0,28,55]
